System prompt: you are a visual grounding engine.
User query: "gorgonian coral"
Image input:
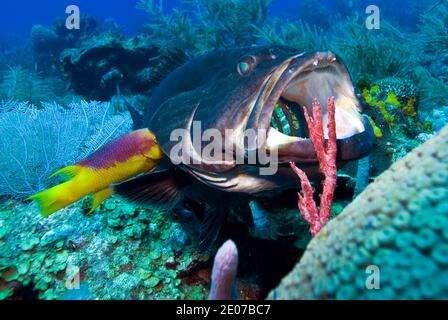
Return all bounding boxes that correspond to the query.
[290,97,337,237]
[417,2,448,78]
[253,18,328,52]
[332,18,417,86]
[0,101,131,197]
[137,0,270,54]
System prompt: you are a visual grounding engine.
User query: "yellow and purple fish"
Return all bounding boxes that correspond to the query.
[28,128,163,217]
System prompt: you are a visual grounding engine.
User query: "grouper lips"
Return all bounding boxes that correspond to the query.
[249,51,375,164]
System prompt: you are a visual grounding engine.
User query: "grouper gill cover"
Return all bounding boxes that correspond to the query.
[0,0,447,302]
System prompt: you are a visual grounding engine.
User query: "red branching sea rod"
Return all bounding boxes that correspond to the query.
[290,97,337,237]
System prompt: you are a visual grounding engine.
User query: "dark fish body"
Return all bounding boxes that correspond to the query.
[116,45,375,246]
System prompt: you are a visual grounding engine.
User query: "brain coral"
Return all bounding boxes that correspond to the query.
[269,125,448,299]
[374,77,418,106]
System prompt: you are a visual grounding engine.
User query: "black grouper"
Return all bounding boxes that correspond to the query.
[116,46,375,244]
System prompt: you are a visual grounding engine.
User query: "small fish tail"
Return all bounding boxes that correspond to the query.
[28,180,81,217]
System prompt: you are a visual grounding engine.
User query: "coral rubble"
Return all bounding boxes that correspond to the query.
[0,197,210,300]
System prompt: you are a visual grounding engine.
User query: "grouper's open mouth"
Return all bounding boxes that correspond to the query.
[254,52,374,164]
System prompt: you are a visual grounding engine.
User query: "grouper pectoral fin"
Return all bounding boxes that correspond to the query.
[199,205,228,251]
[113,169,189,208]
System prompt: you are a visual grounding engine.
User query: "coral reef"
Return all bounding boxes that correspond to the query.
[355,75,434,181]
[362,77,418,129]
[0,38,34,74]
[246,194,346,250]
[254,18,328,52]
[60,33,162,100]
[0,66,70,105]
[0,197,210,300]
[246,199,312,247]
[269,125,448,299]
[137,0,270,54]
[416,3,448,82]
[332,19,417,87]
[371,78,418,110]
[31,16,99,74]
[412,66,448,107]
[0,101,131,197]
[422,105,448,133]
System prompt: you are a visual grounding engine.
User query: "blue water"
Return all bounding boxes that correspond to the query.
[0,0,147,37]
[0,0,424,38]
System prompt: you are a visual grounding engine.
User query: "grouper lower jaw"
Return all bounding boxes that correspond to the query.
[271,114,375,164]
[256,51,375,164]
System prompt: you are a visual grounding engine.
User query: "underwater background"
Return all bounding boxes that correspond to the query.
[0,0,447,300]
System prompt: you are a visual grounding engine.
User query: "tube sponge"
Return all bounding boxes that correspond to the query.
[208,240,239,300]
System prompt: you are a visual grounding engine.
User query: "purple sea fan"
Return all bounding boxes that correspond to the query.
[208,239,239,300]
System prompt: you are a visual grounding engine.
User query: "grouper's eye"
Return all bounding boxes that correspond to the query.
[237,56,256,76]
